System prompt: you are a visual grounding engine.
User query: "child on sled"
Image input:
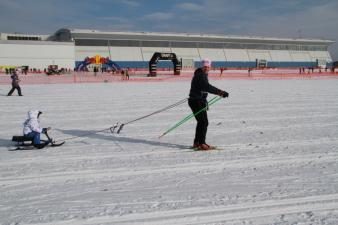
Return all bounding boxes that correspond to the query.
[23,110,51,149]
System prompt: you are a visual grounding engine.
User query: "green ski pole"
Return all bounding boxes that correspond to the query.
[165,96,220,132]
[159,96,222,138]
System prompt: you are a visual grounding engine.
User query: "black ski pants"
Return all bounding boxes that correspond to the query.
[8,84,22,96]
[188,99,208,145]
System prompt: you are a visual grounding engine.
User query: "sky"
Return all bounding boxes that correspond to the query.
[0,0,337,60]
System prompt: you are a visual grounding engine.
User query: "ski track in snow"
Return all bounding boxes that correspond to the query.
[0,79,338,225]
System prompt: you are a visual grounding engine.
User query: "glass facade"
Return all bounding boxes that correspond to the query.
[74,39,327,51]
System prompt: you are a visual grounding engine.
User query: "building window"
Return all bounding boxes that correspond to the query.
[7,36,40,41]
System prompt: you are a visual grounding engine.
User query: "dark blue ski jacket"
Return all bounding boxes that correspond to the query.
[189,68,222,102]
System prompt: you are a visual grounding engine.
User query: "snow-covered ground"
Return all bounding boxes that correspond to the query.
[0,78,338,225]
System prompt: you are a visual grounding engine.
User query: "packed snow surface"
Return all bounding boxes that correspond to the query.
[1,78,338,225]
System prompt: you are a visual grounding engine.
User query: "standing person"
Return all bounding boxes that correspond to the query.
[121,70,126,80]
[220,67,224,76]
[125,67,130,80]
[248,67,252,77]
[188,59,229,150]
[23,110,51,149]
[7,70,23,96]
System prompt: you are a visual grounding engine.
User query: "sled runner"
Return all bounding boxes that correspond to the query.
[11,131,65,150]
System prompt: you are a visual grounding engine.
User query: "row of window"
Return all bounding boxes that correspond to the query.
[7,36,41,41]
[75,39,327,51]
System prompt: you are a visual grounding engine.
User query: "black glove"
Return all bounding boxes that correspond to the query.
[219,90,229,98]
[42,127,51,134]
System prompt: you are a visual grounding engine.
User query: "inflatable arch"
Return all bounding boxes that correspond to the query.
[149,52,182,76]
[75,55,121,71]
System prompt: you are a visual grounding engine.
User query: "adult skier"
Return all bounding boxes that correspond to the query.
[7,70,23,96]
[23,110,51,149]
[189,59,229,150]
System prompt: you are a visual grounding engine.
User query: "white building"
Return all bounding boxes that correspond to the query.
[0,32,74,71]
[0,28,334,71]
